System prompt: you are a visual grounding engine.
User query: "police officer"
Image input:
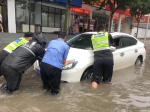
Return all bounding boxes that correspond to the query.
[0,32,33,76]
[91,26,114,89]
[0,33,46,93]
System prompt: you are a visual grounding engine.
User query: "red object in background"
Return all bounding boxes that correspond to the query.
[113,17,124,21]
[94,1,131,16]
[70,8,90,15]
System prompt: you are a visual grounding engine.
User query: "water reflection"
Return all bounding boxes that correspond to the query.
[0,41,150,112]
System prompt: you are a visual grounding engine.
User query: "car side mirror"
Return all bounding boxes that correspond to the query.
[110,46,116,52]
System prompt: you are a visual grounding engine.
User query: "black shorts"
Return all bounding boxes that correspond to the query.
[0,21,2,24]
[92,59,113,84]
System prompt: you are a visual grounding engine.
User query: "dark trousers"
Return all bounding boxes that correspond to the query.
[1,63,22,92]
[0,50,9,76]
[92,59,113,84]
[40,62,62,94]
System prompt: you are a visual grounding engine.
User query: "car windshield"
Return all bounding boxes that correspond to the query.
[66,34,93,50]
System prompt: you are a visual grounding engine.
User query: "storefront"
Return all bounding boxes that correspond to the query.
[5,0,132,33]
[15,0,82,33]
[112,16,124,32]
[69,7,90,34]
[15,0,42,33]
[41,3,66,33]
[92,13,109,31]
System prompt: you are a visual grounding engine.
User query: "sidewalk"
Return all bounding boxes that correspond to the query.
[0,32,74,43]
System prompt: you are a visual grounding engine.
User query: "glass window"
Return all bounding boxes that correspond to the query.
[41,5,65,28]
[49,13,54,27]
[67,34,93,50]
[42,6,48,12]
[55,8,61,14]
[49,7,54,13]
[42,12,48,27]
[55,14,61,27]
[121,37,134,47]
[62,10,65,14]
[113,38,121,49]
[16,0,42,33]
[132,38,137,45]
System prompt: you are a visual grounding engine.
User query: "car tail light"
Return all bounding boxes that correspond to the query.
[144,45,146,49]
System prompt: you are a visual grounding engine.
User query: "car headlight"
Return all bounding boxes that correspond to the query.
[62,60,78,70]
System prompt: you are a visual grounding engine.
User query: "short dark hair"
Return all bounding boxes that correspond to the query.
[97,25,105,32]
[24,32,33,38]
[57,31,66,39]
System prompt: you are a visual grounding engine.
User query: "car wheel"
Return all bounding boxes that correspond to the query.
[135,57,142,67]
[80,69,93,81]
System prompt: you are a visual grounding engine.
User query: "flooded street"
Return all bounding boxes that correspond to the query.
[0,40,150,112]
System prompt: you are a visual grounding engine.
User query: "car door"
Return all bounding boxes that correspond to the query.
[112,35,127,71]
[119,36,138,68]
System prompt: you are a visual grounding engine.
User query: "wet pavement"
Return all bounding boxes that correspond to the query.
[0,40,150,112]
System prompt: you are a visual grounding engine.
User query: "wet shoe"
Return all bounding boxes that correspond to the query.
[42,86,50,91]
[51,92,58,95]
[5,90,12,94]
[102,81,111,84]
[0,83,8,92]
[51,89,59,95]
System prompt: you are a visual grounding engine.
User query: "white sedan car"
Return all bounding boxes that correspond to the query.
[34,32,146,82]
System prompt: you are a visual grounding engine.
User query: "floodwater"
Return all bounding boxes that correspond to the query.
[0,40,150,112]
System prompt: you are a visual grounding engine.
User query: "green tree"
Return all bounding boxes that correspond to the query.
[83,0,134,32]
[129,0,150,38]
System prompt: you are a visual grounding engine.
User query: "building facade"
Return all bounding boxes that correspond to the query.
[1,0,132,34]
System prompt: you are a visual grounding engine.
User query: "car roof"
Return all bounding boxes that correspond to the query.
[82,32,135,39]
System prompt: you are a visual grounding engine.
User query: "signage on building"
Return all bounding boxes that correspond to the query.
[70,8,90,15]
[57,0,82,7]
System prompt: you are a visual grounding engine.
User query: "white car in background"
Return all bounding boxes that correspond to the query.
[34,32,146,82]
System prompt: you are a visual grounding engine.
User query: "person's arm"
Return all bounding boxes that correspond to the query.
[63,45,70,65]
[35,44,45,62]
[63,59,70,65]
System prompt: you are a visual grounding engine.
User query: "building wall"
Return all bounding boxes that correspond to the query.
[6,1,132,33]
[133,16,150,24]
[131,27,150,38]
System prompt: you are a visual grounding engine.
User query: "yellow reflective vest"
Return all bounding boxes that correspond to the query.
[91,32,110,51]
[3,37,28,53]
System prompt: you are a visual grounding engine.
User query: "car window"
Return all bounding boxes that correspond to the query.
[113,37,122,49]
[67,34,93,50]
[113,36,136,49]
[132,38,137,45]
[121,37,135,47]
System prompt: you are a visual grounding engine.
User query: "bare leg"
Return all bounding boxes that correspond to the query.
[0,24,3,32]
[92,81,98,89]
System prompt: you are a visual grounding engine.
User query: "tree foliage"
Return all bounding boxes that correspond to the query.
[129,0,150,37]
[83,0,134,32]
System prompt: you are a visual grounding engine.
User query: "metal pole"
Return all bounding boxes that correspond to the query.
[144,13,150,42]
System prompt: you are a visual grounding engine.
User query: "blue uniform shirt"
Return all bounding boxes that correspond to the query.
[42,38,69,69]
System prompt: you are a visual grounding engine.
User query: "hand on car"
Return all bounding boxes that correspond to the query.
[65,60,70,65]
